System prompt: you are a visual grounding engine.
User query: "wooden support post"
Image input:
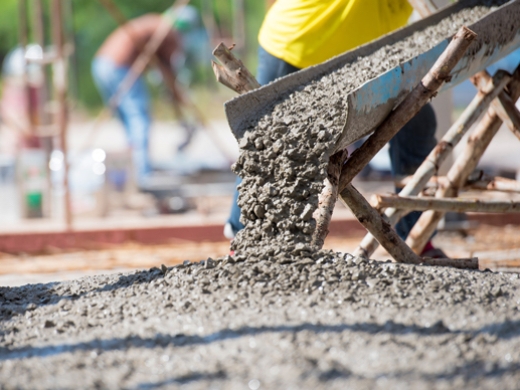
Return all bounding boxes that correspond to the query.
[497,92,520,140]
[350,27,480,256]
[340,185,423,264]
[211,43,260,94]
[312,149,348,248]
[396,175,520,193]
[34,0,50,127]
[395,70,510,194]
[18,0,28,53]
[338,26,477,192]
[18,0,38,139]
[354,71,511,256]
[472,69,520,141]
[340,185,477,269]
[406,64,520,253]
[465,175,520,193]
[353,70,510,258]
[372,194,520,214]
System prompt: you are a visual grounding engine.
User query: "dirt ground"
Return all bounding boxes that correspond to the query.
[1,224,518,287]
[1,224,520,389]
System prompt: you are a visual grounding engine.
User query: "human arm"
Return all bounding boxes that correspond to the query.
[154,26,186,103]
[265,0,276,9]
[156,55,186,105]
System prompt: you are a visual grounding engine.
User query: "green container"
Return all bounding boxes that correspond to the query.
[25,191,43,218]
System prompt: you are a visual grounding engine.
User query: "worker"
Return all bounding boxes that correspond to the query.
[91,11,188,189]
[225,0,444,257]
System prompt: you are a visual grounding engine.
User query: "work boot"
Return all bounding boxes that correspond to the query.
[420,241,447,258]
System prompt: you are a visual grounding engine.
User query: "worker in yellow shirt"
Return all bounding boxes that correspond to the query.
[225,0,443,257]
[259,0,412,69]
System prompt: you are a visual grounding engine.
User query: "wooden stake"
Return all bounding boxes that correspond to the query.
[396,175,520,193]
[312,149,348,248]
[34,0,50,128]
[354,31,492,256]
[497,92,520,140]
[353,70,510,258]
[373,194,520,213]
[338,26,477,192]
[472,69,520,141]
[406,64,520,253]
[465,175,520,193]
[340,186,478,269]
[421,257,478,269]
[340,184,423,264]
[18,0,38,138]
[211,42,260,94]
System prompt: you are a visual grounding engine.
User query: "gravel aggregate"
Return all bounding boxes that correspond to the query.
[1,253,520,389]
[2,1,519,388]
[232,1,506,259]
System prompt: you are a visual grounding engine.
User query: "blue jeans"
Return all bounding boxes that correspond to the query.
[91,56,151,187]
[390,103,437,239]
[227,47,437,241]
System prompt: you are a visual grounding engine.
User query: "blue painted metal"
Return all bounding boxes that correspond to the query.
[337,1,520,149]
[346,36,520,146]
[351,44,448,115]
[225,0,520,151]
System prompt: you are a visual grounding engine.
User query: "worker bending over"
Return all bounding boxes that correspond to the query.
[92,13,182,188]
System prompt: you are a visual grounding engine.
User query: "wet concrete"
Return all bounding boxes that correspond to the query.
[231,1,507,260]
[1,254,520,388]
[2,2,520,388]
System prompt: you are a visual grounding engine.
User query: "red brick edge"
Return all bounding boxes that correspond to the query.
[0,214,514,254]
[0,219,367,254]
[466,213,520,227]
[0,225,224,254]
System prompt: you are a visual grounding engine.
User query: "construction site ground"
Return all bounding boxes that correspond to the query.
[2,217,520,389]
[2,158,520,287]
[1,179,520,388]
[1,115,520,387]
[1,224,520,285]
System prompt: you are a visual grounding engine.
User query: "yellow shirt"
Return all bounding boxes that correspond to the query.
[259,0,413,69]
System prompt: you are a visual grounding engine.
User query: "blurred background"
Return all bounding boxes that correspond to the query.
[0,0,269,227]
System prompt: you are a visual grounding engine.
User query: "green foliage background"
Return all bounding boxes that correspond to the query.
[0,0,266,109]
